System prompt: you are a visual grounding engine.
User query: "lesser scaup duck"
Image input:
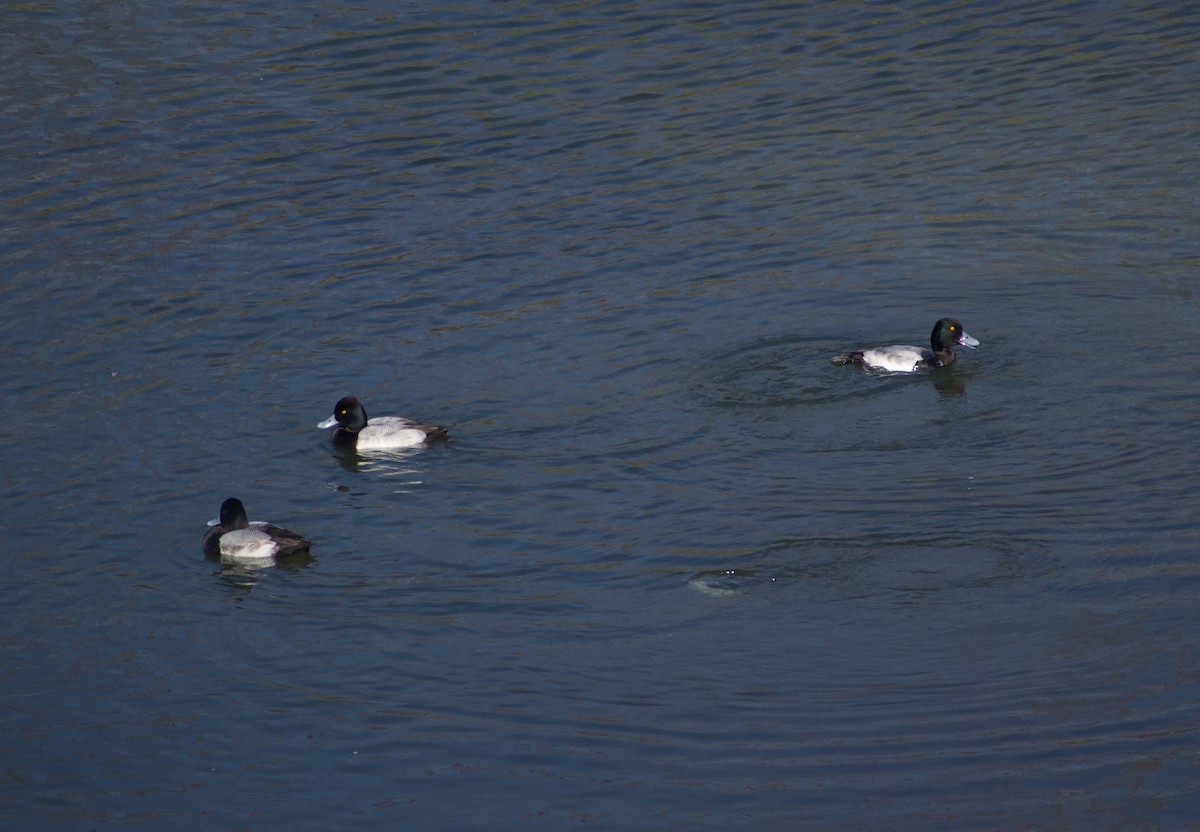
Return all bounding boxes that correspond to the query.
[317,395,450,450]
[832,318,980,373]
[202,498,311,562]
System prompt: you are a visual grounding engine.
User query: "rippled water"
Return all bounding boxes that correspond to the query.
[4,2,1200,829]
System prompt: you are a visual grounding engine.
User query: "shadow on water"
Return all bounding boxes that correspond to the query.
[205,549,317,598]
[308,436,449,490]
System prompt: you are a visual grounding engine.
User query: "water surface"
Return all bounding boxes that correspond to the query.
[3,2,1200,829]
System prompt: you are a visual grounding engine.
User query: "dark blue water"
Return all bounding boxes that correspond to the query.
[4,2,1200,829]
